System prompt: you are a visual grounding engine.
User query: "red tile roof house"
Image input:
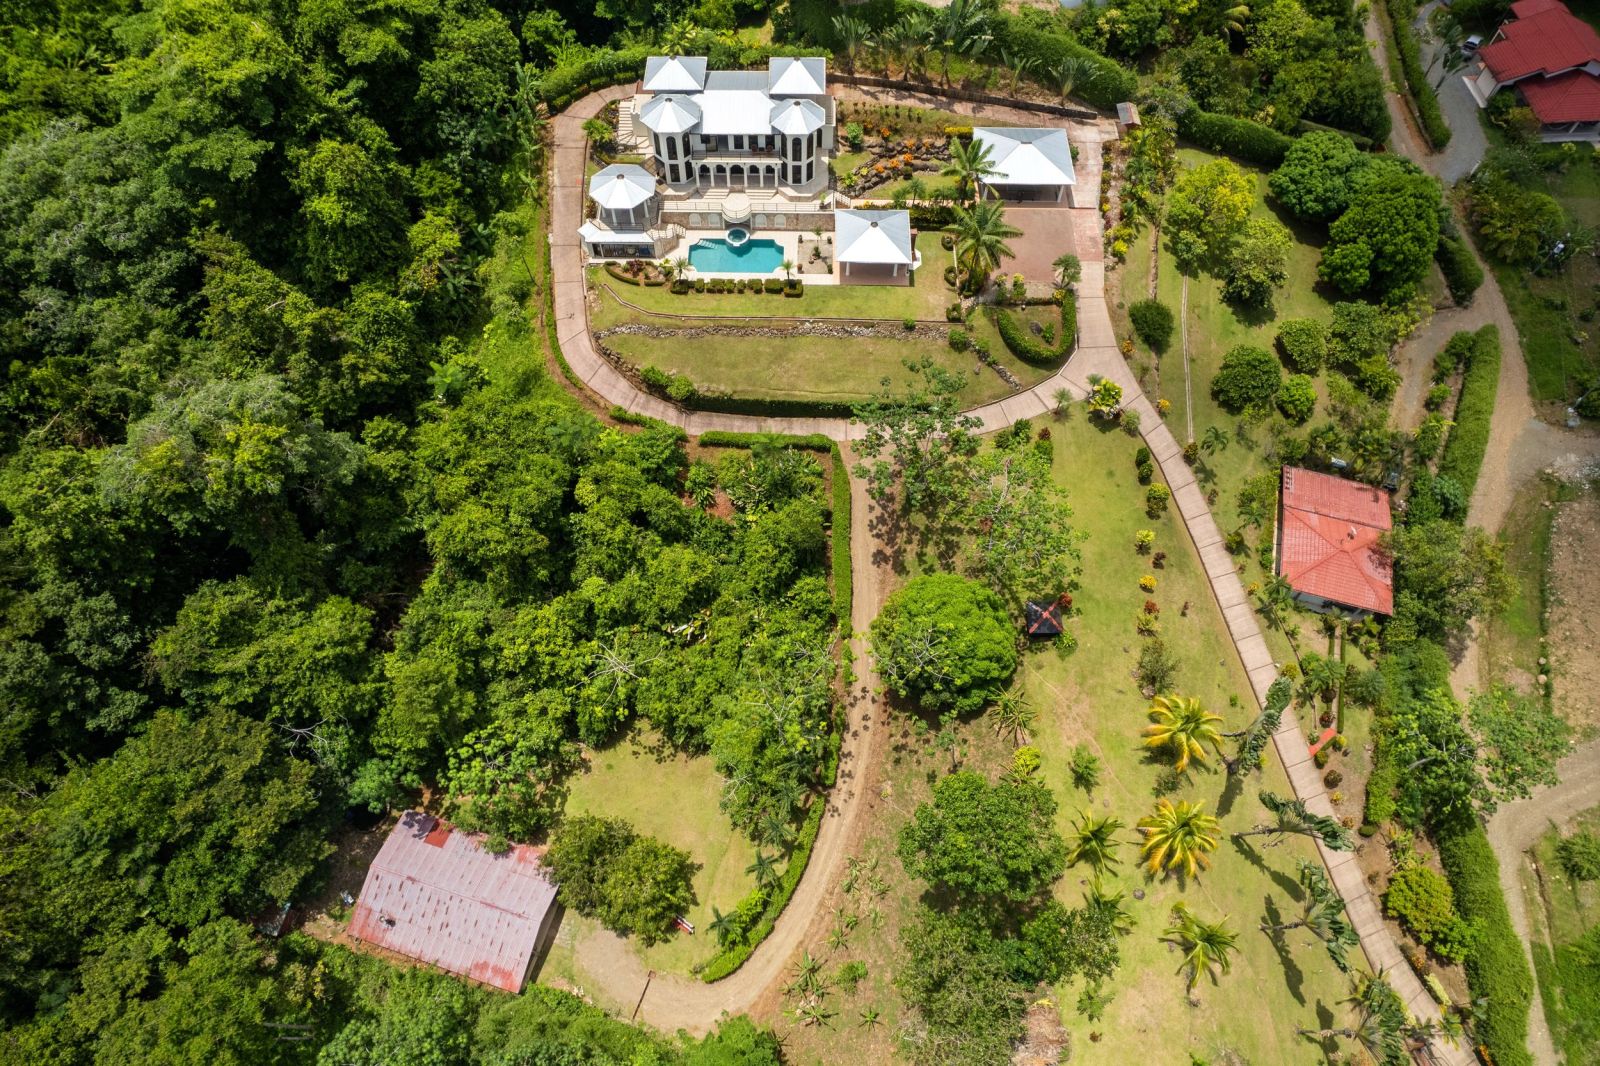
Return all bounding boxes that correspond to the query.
[348,811,561,993]
[1466,0,1600,142]
[1274,466,1395,618]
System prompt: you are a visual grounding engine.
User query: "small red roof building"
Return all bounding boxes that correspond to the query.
[1275,466,1394,617]
[349,811,560,993]
[1471,0,1600,135]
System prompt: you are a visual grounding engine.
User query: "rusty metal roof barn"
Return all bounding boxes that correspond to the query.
[348,811,559,992]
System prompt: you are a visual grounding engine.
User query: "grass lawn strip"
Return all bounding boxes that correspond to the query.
[1521,805,1600,1064]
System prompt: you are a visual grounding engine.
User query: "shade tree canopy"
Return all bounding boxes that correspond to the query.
[871,573,1019,716]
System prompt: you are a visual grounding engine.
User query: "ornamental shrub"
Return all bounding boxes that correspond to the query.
[1128,299,1174,353]
[1275,319,1327,373]
[948,327,970,352]
[1145,484,1170,518]
[1277,374,1317,424]
[1435,236,1484,305]
[1385,864,1473,962]
[1211,345,1282,411]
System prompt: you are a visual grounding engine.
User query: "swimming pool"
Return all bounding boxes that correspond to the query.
[689,236,784,273]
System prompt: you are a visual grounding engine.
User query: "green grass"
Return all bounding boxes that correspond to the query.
[1523,804,1600,1065]
[1483,475,1569,690]
[562,735,757,975]
[1020,415,1359,1063]
[1488,163,1600,405]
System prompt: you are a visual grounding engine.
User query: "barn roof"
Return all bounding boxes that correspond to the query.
[1276,466,1394,616]
[349,812,558,993]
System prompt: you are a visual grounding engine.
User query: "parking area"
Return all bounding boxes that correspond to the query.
[1005,205,1080,284]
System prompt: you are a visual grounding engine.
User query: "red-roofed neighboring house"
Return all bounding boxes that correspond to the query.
[1275,467,1394,617]
[349,811,560,993]
[1467,0,1600,141]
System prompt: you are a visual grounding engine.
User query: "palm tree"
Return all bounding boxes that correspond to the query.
[1254,575,1300,658]
[1297,652,1346,706]
[1212,2,1251,41]
[1234,791,1355,851]
[992,686,1037,744]
[747,851,781,889]
[708,906,736,946]
[1067,810,1125,873]
[1298,973,1458,1060]
[1050,57,1102,106]
[1142,694,1225,772]
[893,12,934,81]
[940,137,1000,204]
[1052,252,1082,289]
[930,0,992,87]
[1137,798,1222,878]
[1084,878,1135,935]
[1163,903,1239,996]
[1200,424,1229,455]
[999,48,1037,98]
[832,14,868,74]
[946,200,1020,292]
[1262,860,1360,972]
[780,258,795,283]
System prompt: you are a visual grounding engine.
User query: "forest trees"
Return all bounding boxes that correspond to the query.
[1319,170,1442,298]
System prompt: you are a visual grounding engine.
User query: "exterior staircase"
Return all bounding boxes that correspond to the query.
[615,99,648,152]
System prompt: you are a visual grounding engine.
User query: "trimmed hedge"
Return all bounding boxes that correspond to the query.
[1437,325,1500,508]
[1436,236,1485,306]
[701,720,845,982]
[1177,108,1294,168]
[608,407,688,439]
[1382,0,1452,149]
[689,393,857,418]
[990,294,1077,364]
[1438,826,1534,1066]
[697,431,831,451]
[831,447,853,627]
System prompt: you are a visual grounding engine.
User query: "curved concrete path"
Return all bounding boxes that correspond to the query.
[549,86,1468,1063]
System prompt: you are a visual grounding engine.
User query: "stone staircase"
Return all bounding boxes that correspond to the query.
[615,98,648,152]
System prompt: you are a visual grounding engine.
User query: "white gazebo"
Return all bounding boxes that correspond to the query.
[836,209,917,285]
[580,164,670,261]
[973,127,1076,206]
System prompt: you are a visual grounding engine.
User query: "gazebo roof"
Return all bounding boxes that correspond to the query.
[588,164,655,210]
[973,127,1076,187]
[1024,599,1064,637]
[638,93,701,134]
[835,209,914,266]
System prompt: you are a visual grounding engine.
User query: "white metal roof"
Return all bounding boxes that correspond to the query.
[769,57,827,96]
[835,209,914,265]
[588,164,655,210]
[770,97,826,136]
[696,89,774,136]
[973,127,1076,187]
[638,93,701,135]
[643,56,707,93]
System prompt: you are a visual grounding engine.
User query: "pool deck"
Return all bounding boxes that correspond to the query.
[669,228,843,282]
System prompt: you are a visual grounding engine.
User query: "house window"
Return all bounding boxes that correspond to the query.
[668,165,679,183]
[806,160,814,182]
[666,138,678,161]
[734,135,744,150]
[791,137,801,159]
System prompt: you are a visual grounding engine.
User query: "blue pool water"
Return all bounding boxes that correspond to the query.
[689,236,784,273]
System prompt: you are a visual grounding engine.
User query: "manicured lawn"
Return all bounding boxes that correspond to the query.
[1022,414,1360,1063]
[781,414,1361,1064]
[1521,804,1600,1064]
[562,734,757,975]
[598,316,1052,407]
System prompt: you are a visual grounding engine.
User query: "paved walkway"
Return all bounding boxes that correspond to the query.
[548,85,1468,1063]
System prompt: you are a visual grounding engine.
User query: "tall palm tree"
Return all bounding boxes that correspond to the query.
[930,0,992,87]
[1297,652,1346,706]
[708,905,736,946]
[1297,973,1459,1060]
[1262,860,1360,972]
[992,687,1037,744]
[1067,810,1125,873]
[1142,694,1225,772]
[1163,903,1239,995]
[893,12,933,81]
[940,137,1001,204]
[1137,798,1222,878]
[1234,791,1355,851]
[946,200,1020,292]
[1050,57,1102,106]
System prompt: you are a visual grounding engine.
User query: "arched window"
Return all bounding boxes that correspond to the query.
[791,137,801,159]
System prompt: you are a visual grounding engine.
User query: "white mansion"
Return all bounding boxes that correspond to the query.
[578,55,1071,285]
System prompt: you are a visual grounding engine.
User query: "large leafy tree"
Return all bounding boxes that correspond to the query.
[1389,518,1515,643]
[1223,215,1292,308]
[1269,129,1373,222]
[853,357,981,515]
[871,573,1018,716]
[1320,170,1442,297]
[953,443,1082,602]
[1164,158,1253,272]
[897,770,1068,908]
